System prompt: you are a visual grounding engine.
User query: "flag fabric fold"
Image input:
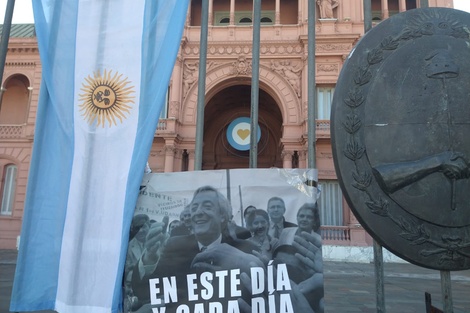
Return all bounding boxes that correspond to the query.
[10,1,189,312]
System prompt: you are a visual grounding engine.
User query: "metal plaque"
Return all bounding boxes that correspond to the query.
[332,7,470,271]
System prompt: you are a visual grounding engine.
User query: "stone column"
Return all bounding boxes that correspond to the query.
[188,149,196,171]
[168,56,182,118]
[298,0,303,24]
[230,0,235,25]
[209,0,214,26]
[381,0,389,19]
[282,150,293,169]
[164,145,176,172]
[398,0,407,12]
[186,1,191,26]
[173,149,184,172]
[275,0,280,24]
[299,150,307,169]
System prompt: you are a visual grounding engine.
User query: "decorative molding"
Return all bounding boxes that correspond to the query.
[316,43,352,53]
[182,61,221,98]
[231,56,252,76]
[183,42,303,57]
[164,145,176,155]
[281,150,294,160]
[8,46,39,53]
[270,60,302,97]
[5,62,36,68]
[317,63,339,73]
[169,101,180,118]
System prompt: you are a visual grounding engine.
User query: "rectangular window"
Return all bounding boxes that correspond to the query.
[1,165,17,216]
[316,87,335,120]
[159,87,170,120]
[317,180,343,226]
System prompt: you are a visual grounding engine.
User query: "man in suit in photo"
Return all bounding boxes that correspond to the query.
[266,196,297,239]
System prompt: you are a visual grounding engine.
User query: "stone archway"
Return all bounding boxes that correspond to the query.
[181,62,302,126]
[202,83,283,169]
[179,60,304,169]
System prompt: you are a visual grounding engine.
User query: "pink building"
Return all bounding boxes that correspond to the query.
[0,0,454,250]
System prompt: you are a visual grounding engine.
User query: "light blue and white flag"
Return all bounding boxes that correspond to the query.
[10,1,189,312]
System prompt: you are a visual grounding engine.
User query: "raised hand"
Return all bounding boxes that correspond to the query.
[190,243,264,273]
[142,221,167,265]
[292,231,323,275]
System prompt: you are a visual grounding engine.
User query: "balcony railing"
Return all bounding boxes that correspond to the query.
[321,225,351,244]
[0,119,330,139]
[315,119,330,138]
[155,118,331,137]
[0,125,24,139]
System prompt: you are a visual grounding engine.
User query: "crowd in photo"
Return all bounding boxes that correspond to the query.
[123,185,323,313]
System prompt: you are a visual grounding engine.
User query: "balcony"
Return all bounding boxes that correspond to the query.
[0,125,24,139]
[155,118,331,138]
[321,225,351,245]
[315,119,330,138]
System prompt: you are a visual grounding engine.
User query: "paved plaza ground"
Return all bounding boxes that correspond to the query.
[1,249,470,313]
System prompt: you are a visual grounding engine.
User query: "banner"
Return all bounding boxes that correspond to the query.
[124,168,324,313]
[10,1,189,312]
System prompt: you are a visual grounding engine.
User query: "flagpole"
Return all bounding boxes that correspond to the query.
[249,0,261,169]
[0,0,16,112]
[194,0,209,171]
[307,0,316,169]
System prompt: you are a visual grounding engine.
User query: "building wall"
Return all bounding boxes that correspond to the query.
[0,37,40,249]
[0,0,454,249]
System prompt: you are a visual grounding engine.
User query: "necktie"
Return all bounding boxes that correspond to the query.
[273,224,280,239]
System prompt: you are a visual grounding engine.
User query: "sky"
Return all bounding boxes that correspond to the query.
[1,0,470,23]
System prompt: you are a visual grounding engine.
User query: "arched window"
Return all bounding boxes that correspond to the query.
[0,74,30,125]
[1,164,17,216]
[261,17,273,23]
[239,17,252,24]
[219,17,230,24]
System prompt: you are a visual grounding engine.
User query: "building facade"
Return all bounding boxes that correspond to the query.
[0,0,454,249]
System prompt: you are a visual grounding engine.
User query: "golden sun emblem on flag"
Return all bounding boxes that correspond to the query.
[79,70,135,127]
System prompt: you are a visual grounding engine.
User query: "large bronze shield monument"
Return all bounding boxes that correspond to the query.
[332,7,470,271]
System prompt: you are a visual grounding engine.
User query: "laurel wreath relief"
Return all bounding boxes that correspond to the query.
[341,11,470,266]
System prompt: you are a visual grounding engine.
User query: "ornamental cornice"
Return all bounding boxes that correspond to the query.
[316,43,352,53]
[182,41,304,57]
[8,47,39,53]
[317,63,339,73]
[5,62,36,68]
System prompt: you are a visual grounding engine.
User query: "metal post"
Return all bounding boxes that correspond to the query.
[194,0,209,171]
[424,0,452,311]
[249,0,261,169]
[441,271,453,313]
[373,241,386,313]
[307,0,316,169]
[0,0,16,113]
[363,1,385,312]
[363,0,372,33]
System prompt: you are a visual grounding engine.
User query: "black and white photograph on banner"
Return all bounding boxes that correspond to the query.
[123,168,323,313]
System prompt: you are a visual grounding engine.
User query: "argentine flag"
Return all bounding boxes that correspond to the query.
[10,0,189,312]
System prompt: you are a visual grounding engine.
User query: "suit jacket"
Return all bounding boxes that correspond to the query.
[131,233,257,308]
[283,219,297,228]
